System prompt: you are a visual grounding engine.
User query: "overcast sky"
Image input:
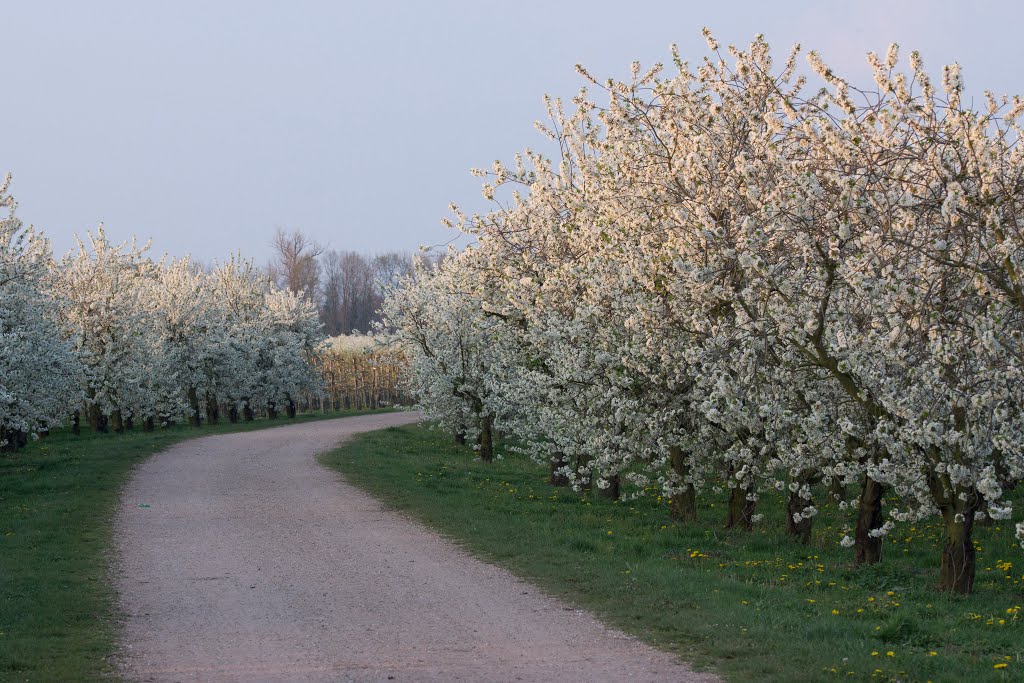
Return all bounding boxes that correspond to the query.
[4,1,1021,264]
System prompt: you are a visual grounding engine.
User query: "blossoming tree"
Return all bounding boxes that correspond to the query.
[386,32,1024,593]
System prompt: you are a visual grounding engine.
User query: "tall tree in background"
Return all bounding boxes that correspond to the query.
[319,249,345,335]
[271,228,424,335]
[372,251,415,293]
[319,249,417,335]
[268,228,323,303]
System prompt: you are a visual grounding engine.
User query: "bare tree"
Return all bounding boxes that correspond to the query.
[317,250,418,335]
[319,250,344,335]
[268,228,324,303]
[372,251,414,293]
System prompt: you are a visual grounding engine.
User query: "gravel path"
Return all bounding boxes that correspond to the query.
[113,413,715,682]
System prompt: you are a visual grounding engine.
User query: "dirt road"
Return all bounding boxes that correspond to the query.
[113,413,714,682]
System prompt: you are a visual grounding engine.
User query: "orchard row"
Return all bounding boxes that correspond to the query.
[382,34,1024,594]
[0,198,323,444]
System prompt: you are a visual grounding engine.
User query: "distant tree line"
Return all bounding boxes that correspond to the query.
[0,184,325,451]
[266,228,428,336]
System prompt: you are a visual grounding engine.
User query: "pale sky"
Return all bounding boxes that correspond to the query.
[4,1,1020,264]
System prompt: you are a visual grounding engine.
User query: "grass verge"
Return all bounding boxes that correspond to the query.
[322,425,1023,683]
[0,409,390,682]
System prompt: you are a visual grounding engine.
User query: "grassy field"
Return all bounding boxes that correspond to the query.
[322,425,1024,683]
[0,409,388,682]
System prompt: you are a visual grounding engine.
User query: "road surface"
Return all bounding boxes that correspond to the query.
[113,412,715,682]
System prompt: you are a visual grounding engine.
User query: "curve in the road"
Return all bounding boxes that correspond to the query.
[113,412,716,682]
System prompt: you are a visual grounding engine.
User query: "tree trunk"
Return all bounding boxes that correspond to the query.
[124,416,134,432]
[575,453,592,493]
[228,405,239,423]
[1,428,27,451]
[548,453,570,487]
[205,393,219,425]
[725,485,756,531]
[597,473,621,501]
[71,410,81,436]
[268,403,278,419]
[936,493,979,594]
[830,478,847,503]
[243,403,254,422]
[110,410,124,434]
[88,402,106,433]
[669,446,697,522]
[477,414,493,462]
[938,517,976,594]
[143,416,155,432]
[188,387,202,428]
[786,489,815,544]
[855,475,884,565]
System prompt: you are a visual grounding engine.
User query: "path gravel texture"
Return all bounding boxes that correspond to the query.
[113,412,716,682]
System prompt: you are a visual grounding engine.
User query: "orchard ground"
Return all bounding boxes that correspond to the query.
[0,409,389,682]
[3,413,1021,682]
[322,425,1024,683]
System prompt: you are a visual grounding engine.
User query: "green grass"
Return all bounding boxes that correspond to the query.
[322,425,1024,683]
[0,408,391,682]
